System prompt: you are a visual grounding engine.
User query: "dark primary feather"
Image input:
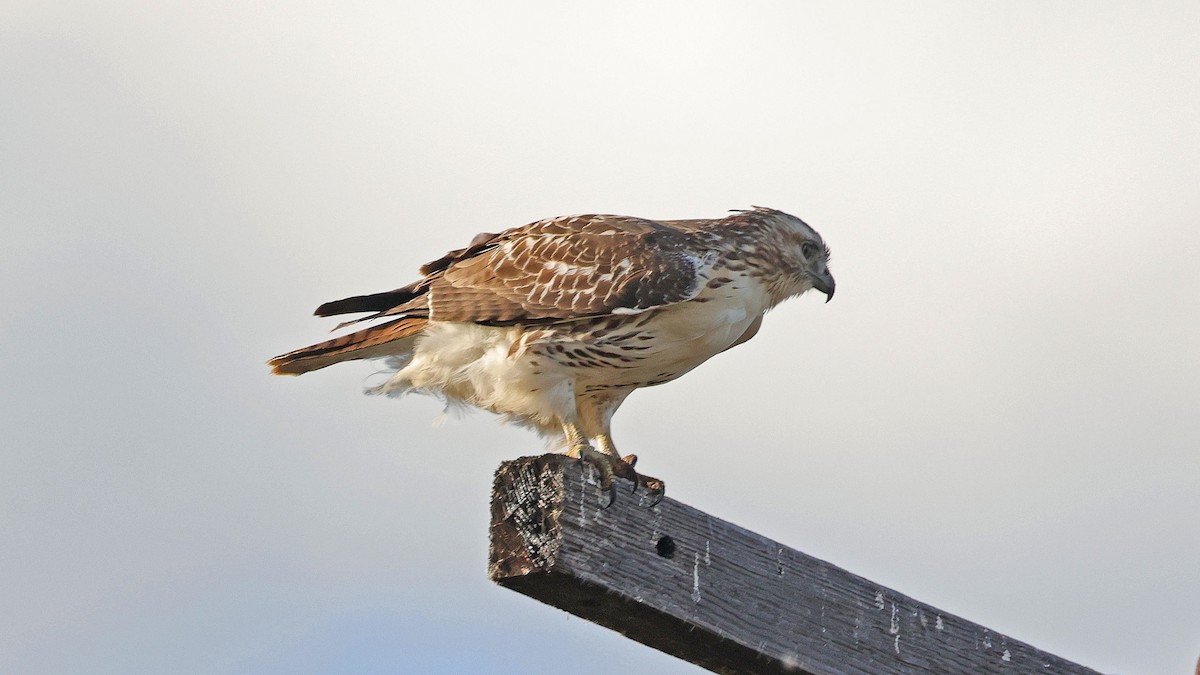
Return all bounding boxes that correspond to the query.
[314,286,423,317]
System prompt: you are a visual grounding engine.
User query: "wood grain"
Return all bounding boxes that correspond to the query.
[489,454,1100,675]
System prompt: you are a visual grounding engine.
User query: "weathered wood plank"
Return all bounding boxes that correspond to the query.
[489,454,1100,675]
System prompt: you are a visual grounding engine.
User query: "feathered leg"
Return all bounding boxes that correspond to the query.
[576,390,665,506]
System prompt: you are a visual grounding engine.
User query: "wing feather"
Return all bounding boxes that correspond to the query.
[306,214,714,328]
[428,215,711,323]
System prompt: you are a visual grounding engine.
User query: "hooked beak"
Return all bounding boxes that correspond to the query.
[810,271,835,302]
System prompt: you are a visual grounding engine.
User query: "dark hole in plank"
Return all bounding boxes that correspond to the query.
[656,535,675,559]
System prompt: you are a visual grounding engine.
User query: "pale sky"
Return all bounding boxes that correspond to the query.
[3,2,1198,673]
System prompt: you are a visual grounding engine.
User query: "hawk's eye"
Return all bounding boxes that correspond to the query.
[801,242,819,260]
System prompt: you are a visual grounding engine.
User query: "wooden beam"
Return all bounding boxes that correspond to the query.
[489,454,1100,675]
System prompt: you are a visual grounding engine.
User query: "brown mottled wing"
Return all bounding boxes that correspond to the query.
[426,215,712,324]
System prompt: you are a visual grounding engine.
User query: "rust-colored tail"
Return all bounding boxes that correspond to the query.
[268,316,427,375]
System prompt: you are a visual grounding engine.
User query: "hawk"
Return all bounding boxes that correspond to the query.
[269,207,834,505]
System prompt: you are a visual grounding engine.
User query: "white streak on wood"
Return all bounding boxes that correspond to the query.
[890,602,901,653]
[692,553,702,603]
[577,464,590,527]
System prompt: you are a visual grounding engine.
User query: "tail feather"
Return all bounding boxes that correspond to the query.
[268,316,427,375]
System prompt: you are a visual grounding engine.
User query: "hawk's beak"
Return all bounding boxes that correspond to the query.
[811,271,835,302]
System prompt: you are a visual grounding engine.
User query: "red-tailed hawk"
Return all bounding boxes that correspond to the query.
[269,207,834,505]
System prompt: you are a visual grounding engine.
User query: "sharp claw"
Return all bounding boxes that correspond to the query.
[602,483,617,508]
[647,491,664,508]
[601,473,619,508]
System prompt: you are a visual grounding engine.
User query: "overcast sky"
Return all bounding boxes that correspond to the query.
[3,2,1198,673]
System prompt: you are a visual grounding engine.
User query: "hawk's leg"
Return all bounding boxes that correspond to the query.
[571,389,665,507]
[562,420,622,507]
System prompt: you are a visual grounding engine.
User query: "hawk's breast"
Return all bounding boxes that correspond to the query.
[530,272,768,390]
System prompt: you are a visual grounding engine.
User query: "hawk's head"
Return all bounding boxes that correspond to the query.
[762,208,835,303]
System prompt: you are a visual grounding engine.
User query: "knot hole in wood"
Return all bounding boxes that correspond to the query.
[655,535,675,559]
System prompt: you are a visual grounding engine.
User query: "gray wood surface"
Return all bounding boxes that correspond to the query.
[489,454,1101,675]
